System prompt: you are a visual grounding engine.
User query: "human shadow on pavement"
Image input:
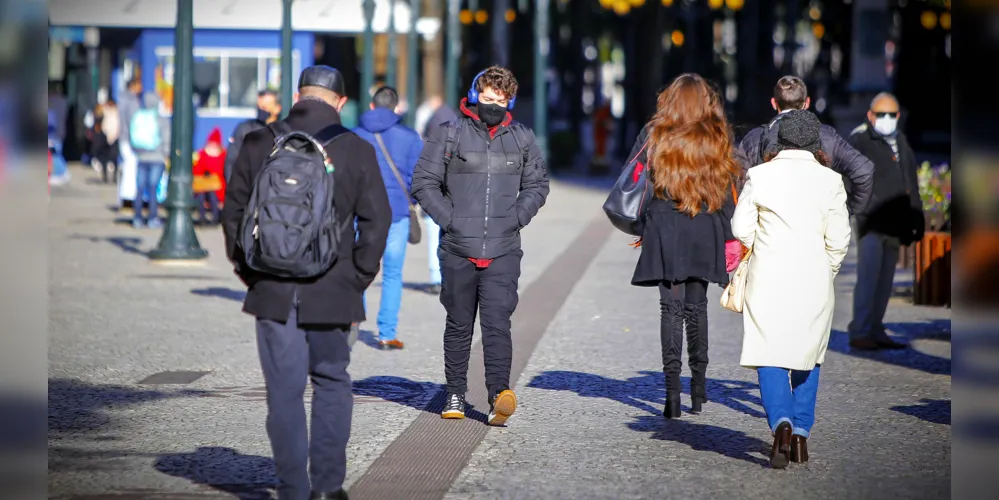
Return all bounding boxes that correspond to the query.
[525,370,766,419]
[154,446,276,500]
[627,414,770,467]
[828,320,951,376]
[352,376,444,415]
[48,378,208,473]
[66,234,146,257]
[891,399,951,425]
[191,286,246,302]
[352,376,491,424]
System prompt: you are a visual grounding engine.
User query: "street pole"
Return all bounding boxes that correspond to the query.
[280,0,294,117]
[444,0,461,108]
[534,0,550,160]
[386,0,398,88]
[405,0,421,126]
[362,0,376,110]
[149,0,207,262]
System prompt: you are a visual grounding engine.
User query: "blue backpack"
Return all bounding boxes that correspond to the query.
[130,107,161,151]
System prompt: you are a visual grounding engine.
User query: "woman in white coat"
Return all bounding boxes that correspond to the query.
[731,109,852,469]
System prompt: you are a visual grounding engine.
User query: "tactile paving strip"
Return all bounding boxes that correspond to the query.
[347,215,612,499]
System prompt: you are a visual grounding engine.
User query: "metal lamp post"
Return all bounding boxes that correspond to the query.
[362,0,377,110]
[444,0,462,107]
[386,0,398,87]
[148,0,207,262]
[405,0,421,126]
[534,0,550,160]
[280,0,294,116]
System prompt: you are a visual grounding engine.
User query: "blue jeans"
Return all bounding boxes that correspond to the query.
[49,140,67,178]
[757,365,821,438]
[134,161,165,223]
[374,218,410,341]
[425,215,442,285]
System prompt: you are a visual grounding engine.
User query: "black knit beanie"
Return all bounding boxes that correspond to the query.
[777,109,822,154]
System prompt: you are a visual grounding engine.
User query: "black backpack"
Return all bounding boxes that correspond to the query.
[238,121,350,278]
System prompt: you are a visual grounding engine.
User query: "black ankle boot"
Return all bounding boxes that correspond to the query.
[664,371,682,419]
[684,301,709,414]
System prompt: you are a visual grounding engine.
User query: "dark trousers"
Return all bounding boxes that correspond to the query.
[658,279,709,400]
[195,191,221,223]
[439,248,522,401]
[256,298,352,499]
[848,231,900,341]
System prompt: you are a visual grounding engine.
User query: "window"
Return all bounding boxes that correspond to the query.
[154,47,300,117]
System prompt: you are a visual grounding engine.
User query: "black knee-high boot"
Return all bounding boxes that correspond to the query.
[684,301,710,413]
[660,298,685,419]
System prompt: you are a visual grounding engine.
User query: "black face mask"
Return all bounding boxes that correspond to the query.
[477,103,507,127]
[256,107,271,123]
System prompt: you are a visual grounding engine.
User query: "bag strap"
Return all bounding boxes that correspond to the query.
[442,120,463,167]
[508,124,530,166]
[373,132,415,209]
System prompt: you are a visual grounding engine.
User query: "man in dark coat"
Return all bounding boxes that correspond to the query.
[737,76,874,215]
[221,66,391,500]
[846,92,923,351]
[412,66,550,426]
[224,89,281,182]
[419,96,458,294]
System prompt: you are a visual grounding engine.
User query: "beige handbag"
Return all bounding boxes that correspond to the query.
[720,247,752,313]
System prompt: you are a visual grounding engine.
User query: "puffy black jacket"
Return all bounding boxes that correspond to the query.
[738,113,875,215]
[412,99,550,260]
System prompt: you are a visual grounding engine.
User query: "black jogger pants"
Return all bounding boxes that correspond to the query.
[439,248,523,401]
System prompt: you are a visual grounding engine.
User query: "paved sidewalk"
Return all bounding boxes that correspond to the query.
[49,166,950,499]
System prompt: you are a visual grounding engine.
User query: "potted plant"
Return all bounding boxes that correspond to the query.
[913,161,951,306]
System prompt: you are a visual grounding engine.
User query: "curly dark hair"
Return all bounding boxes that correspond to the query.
[475,66,519,101]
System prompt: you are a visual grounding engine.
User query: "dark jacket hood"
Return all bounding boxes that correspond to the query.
[359,107,402,133]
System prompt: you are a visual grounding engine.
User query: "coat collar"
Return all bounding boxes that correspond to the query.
[774,149,820,162]
[287,98,343,125]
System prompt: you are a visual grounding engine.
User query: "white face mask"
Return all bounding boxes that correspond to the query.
[873,116,898,136]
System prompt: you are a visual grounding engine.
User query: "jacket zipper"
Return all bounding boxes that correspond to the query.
[482,130,491,259]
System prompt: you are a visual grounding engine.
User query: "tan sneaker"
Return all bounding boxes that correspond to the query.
[487,390,517,426]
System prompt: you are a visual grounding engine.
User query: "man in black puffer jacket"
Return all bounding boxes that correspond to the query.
[412,66,550,427]
[737,76,874,215]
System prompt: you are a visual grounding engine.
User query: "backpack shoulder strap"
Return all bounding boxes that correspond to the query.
[508,123,531,165]
[442,119,463,167]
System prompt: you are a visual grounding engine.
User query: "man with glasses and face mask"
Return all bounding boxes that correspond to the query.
[846,92,924,351]
[412,66,550,426]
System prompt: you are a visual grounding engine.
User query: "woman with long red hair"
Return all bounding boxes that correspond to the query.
[629,73,742,419]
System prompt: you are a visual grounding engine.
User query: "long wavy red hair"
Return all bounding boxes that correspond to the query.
[646,74,740,216]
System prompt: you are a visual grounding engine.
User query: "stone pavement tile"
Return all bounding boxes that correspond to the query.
[48,168,610,497]
[444,229,950,500]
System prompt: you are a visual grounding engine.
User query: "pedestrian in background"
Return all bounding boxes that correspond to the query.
[128,92,171,229]
[846,92,924,351]
[353,86,425,350]
[737,76,873,215]
[732,109,852,469]
[417,94,458,294]
[225,89,281,183]
[222,65,391,500]
[628,73,741,419]
[413,66,550,426]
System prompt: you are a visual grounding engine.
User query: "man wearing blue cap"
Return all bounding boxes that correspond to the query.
[222,65,392,500]
[412,66,550,426]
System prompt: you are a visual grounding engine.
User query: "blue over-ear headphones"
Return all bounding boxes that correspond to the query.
[467,70,516,110]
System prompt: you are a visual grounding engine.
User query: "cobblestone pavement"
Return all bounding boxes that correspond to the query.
[49,166,950,499]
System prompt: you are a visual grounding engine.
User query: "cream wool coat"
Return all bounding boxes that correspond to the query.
[732,150,852,371]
